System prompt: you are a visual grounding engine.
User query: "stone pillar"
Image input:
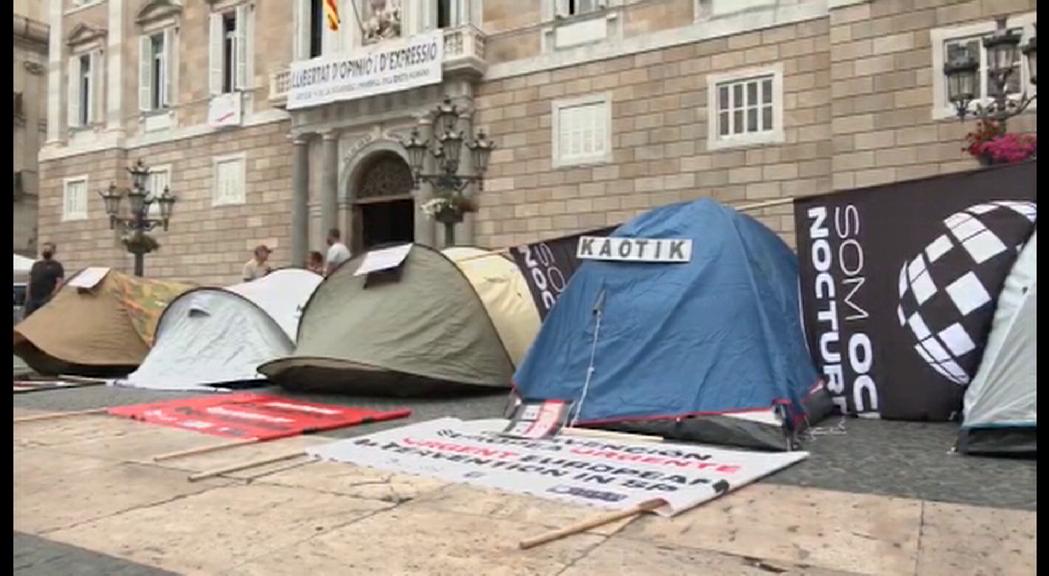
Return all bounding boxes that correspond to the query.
[414,120,436,247]
[291,135,310,267]
[45,0,62,144]
[106,0,124,135]
[321,130,340,240]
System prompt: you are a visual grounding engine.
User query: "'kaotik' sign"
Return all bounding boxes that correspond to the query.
[577,236,692,263]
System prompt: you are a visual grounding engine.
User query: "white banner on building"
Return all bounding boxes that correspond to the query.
[577,236,693,263]
[307,418,808,516]
[288,31,444,110]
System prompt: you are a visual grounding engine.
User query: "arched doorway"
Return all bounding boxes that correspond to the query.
[351,152,415,252]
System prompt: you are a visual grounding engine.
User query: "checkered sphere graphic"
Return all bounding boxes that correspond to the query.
[897,201,1037,386]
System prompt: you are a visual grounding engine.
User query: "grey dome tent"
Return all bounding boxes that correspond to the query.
[259,244,540,396]
[957,231,1036,456]
[118,269,322,392]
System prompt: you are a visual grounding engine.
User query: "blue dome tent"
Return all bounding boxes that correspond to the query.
[512,198,830,450]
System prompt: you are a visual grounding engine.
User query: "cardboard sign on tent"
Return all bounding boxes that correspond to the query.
[13,269,193,377]
[957,231,1036,456]
[513,198,830,451]
[260,245,541,395]
[117,268,323,392]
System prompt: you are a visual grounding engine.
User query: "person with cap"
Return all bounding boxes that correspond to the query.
[243,244,273,282]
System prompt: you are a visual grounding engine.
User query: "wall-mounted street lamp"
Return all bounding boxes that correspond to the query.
[945,18,1037,130]
[402,97,495,247]
[98,159,176,277]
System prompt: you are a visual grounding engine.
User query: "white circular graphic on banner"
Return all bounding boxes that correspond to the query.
[896,201,1036,385]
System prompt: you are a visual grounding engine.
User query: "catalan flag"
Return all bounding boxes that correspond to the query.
[324,0,340,31]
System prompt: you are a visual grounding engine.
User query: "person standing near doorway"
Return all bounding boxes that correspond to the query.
[242,245,273,282]
[325,228,351,276]
[24,242,64,318]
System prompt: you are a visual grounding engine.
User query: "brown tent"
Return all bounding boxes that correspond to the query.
[13,268,192,376]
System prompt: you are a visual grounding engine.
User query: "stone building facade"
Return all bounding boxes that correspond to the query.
[38,0,1037,285]
[14,0,51,256]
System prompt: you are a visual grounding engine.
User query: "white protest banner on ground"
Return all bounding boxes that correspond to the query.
[288,31,443,110]
[307,418,808,516]
[354,244,413,276]
[577,237,693,263]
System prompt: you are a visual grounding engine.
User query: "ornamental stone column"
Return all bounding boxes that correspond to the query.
[290,135,310,267]
[321,130,340,241]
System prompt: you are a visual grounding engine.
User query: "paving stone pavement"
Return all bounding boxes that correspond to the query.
[12,386,1038,575]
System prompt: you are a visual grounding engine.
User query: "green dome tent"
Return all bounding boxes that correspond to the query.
[258,244,540,395]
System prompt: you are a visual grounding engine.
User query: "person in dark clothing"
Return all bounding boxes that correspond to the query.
[24,242,64,318]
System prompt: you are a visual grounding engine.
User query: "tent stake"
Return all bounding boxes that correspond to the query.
[187,450,309,482]
[153,438,260,462]
[518,499,663,549]
[14,408,109,423]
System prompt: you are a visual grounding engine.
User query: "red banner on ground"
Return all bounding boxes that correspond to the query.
[107,393,411,440]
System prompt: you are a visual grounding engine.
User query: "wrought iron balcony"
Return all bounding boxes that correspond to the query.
[269,24,487,108]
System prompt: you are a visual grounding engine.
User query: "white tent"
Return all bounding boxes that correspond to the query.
[14,254,34,284]
[118,268,322,391]
[957,231,1036,455]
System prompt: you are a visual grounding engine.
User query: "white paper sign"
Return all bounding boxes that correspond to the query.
[207,93,242,128]
[68,267,111,289]
[308,418,808,516]
[354,244,413,276]
[577,237,693,263]
[288,31,443,110]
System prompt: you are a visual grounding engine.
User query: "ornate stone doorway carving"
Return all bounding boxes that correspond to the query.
[351,152,415,252]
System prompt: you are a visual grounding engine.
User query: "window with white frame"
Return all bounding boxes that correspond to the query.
[706,64,784,150]
[139,29,174,112]
[147,166,171,218]
[209,5,251,95]
[213,154,246,206]
[552,94,612,168]
[295,0,343,60]
[556,0,602,17]
[67,50,103,128]
[63,177,88,221]
[931,14,1036,119]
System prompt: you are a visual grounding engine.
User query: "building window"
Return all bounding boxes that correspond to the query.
[209,6,250,96]
[437,0,452,28]
[717,76,773,137]
[147,166,171,218]
[310,0,324,58]
[139,29,173,112]
[552,93,613,168]
[78,54,91,125]
[706,64,784,150]
[213,154,246,206]
[68,51,102,129]
[63,177,88,221]
[931,15,1036,119]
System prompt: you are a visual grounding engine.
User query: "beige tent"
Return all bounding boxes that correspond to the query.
[260,244,540,395]
[13,269,193,376]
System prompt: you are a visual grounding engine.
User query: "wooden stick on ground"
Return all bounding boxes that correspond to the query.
[518,499,664,550]
[152,438,260,462]
[187,450,310,482]
[561,427,664,444]
[13,408,109,423]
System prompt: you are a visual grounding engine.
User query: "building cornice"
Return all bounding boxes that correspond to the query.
[67,23,108,47]
[136,0,183,25]
[486,0,829,81]
[13,15,49,46]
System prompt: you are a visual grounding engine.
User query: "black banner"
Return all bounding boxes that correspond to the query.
[509,226,616,319]
[794,161,1036,421]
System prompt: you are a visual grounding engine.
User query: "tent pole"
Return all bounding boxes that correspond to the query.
[152,438,260,462]
[518,498,663,549]
[187,450,311,482]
